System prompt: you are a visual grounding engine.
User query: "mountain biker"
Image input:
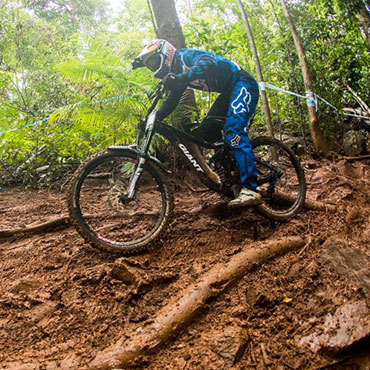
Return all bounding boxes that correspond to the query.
[132,39,262,208]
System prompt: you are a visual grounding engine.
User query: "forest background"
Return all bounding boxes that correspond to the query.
[0,0,369,186]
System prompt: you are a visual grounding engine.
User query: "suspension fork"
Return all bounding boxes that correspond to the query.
[126,111,157,199]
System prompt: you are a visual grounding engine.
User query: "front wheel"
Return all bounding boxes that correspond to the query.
[68,150,173,255]
[252,136,306,220]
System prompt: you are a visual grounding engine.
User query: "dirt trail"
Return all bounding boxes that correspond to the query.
[0,159,369,369]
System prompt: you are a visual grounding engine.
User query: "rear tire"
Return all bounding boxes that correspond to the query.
[68,150,173,255]
[252,136,306,220]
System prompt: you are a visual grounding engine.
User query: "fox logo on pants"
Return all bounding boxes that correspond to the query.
[230,134,241,147]
[231,87,251,114]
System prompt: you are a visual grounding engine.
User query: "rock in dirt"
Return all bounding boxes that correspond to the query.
[299,238,370,354]
[343,130,366,156]
[109,259,179,289]
[320,238,370,296]
[109,258,143,285]
[299,300,370,354]
[204,326,249,366]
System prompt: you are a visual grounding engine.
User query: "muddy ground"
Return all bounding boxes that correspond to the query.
[0,158,369,369]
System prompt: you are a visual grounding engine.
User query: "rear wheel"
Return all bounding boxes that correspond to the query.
[252,136,306,220]
[68,150,173,255]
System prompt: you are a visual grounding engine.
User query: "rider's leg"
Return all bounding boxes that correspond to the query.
[223,73,261,207]
[193,93,229,143]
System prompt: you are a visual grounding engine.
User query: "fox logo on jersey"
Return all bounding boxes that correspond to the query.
[231,87,251,114]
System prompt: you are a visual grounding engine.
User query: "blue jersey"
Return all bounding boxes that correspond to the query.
[157,48,243,120]
[175,48,241,93]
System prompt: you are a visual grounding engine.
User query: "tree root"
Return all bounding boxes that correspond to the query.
[0,214,100,238]
[342,154,370,162]
[274,191,336,212]
[90,236,306,369]
[302,197,336,212]
[0,215,71,237]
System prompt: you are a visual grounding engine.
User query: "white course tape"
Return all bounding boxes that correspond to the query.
[260,82,369,121]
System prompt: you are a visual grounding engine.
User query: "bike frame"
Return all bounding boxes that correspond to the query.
[122,109,223,199]
[110,84,226,199]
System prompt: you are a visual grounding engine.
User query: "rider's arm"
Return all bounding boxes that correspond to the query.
[178,54,217,84]
[157,52,217,121]
[156,82,187,121]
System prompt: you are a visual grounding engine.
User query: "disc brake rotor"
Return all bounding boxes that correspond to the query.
[107,184,139,214]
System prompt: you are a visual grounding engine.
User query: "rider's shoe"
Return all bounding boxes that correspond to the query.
[228,188,262,209]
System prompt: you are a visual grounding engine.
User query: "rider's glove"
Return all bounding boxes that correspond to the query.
[163,73,179,90]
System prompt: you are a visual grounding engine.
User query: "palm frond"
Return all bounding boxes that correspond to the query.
[55,59,125,83]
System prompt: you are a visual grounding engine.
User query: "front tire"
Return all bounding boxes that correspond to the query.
[68,150,173,255]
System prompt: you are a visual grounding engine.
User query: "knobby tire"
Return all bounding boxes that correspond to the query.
[68,150,173,255]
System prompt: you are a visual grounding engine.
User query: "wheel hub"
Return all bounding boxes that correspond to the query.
[108,184,138,213]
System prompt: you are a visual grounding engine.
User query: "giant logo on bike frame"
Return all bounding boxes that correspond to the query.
[231,87,251,115]
[178,143,204,172]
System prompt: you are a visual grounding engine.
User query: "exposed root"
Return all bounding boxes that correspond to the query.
[342,154,370,162]
[275,191,336,212]
[0,215,71,237]
[90,236,306,369]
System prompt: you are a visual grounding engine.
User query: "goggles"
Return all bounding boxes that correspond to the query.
[144,53,161,72]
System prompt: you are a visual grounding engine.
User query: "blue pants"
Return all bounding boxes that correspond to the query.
[223,73,259,191]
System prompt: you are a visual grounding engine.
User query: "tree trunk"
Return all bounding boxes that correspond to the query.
[267,0,307,141]
[279,0,329,157]
[148,0,219,184]
[147,0,186,48]
[236,0,274,138]
[358,3,370,49]
[90,236,306,369]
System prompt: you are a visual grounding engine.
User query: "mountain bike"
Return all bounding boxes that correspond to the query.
[68,83,306,255]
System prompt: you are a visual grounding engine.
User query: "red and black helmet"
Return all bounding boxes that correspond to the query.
[132,39,176,79]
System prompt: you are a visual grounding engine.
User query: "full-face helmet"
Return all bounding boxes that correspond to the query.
[132,39,176,79]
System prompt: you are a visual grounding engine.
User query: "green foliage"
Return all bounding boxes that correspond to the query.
[183,0,369,140]
[0,0,154,185]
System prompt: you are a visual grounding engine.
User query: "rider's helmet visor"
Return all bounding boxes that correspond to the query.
[144,53,161,72]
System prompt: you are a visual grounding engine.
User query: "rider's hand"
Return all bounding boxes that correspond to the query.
[163,73,179,90]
